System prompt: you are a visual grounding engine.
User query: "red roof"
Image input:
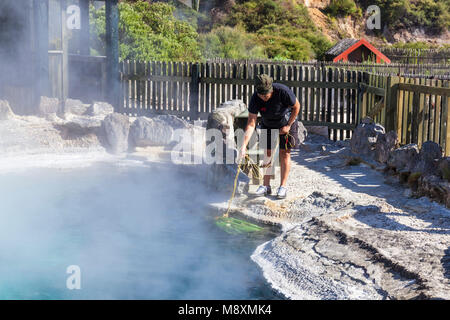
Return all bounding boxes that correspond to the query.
[332,38,391,63]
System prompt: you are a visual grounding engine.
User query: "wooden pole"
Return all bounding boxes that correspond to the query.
[79,0,90,56]
[33,0,49,112]
[61,0,68,109]
[106,0,120,110]
[190,63,199,120]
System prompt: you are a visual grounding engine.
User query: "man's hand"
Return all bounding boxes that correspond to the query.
[280,125,291,135]
[238,145,246,162]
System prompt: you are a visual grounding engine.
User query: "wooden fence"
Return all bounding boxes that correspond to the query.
[120,61,360,140]
[380,47,450,64]
[120,60,450,154]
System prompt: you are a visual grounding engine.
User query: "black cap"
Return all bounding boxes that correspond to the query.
[255,74,273,95]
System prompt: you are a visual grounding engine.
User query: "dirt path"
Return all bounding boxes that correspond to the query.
[232,135,450,299]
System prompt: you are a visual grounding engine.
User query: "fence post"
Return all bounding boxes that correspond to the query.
[411,91,420,144]
[384,76,391,129]
[441,82,449,156]
[190,63,200,120]
[356,72,363,123]
[385,76,399,132]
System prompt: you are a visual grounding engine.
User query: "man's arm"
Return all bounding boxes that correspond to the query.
[280,99,300,134]
[239,112,258,158]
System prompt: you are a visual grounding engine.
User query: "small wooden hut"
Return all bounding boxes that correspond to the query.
[325,38,391,64]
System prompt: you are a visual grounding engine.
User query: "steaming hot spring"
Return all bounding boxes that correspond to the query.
[0,99,281,299]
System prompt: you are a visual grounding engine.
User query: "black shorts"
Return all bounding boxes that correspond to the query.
[260,120,299,150]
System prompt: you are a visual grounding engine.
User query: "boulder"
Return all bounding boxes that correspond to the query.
[350,117,385,156]
[411,141,442,176]
[305,125,328,138]
[206,100,247,148]
[206,100,249,193]
[0,100,14,120]
[39,96,60,116]
[129,117,174,147]
[64,99,90,116]
[101,113,130,154]
[206,100,247,161]
[438,157,450,181]
[209,150,250,194]
[296,121,307,145]
[387,144,419,173]
[335,140,350,148]
[86,102,114,117]
[417,174,449,207]
[440,182,450,208]
[153,114,189,130]
[375,131,399,163]
[59,115,103,139]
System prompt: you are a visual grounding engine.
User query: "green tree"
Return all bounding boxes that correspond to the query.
[91,1,201,61]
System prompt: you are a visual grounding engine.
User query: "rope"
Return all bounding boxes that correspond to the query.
[221,131,296,218]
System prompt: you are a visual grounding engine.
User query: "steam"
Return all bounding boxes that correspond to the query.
[0,1,31,111]
[0,163,273,299]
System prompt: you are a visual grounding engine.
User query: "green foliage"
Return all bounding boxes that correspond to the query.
[374,0,450,32]
[326,0,362,18]
[228,0,311,32]
[225,0,333,61]
[199,26,267,59]
[90,1,201,61]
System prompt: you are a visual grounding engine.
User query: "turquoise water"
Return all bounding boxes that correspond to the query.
[0,163,283,299]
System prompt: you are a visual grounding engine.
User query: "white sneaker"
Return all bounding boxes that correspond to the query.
[276,186,287,199]
[254,185,272,196]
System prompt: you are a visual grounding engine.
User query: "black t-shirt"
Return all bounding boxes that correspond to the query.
[248,83,297,128]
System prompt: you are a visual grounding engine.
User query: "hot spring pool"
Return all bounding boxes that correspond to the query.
[0,162,283,299]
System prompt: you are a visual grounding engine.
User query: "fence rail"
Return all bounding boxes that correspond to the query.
[119,60,450,154]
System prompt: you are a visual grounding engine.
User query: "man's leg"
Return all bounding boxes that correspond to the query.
[279,148,291,187]
[263,149,272,187]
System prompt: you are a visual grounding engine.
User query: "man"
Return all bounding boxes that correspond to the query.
[239,74,300,199]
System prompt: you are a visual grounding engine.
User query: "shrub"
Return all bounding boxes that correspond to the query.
[199,26,267,59]
[326,0,362,18]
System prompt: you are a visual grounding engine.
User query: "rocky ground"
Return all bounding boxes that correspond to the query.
[224,134,450,300]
